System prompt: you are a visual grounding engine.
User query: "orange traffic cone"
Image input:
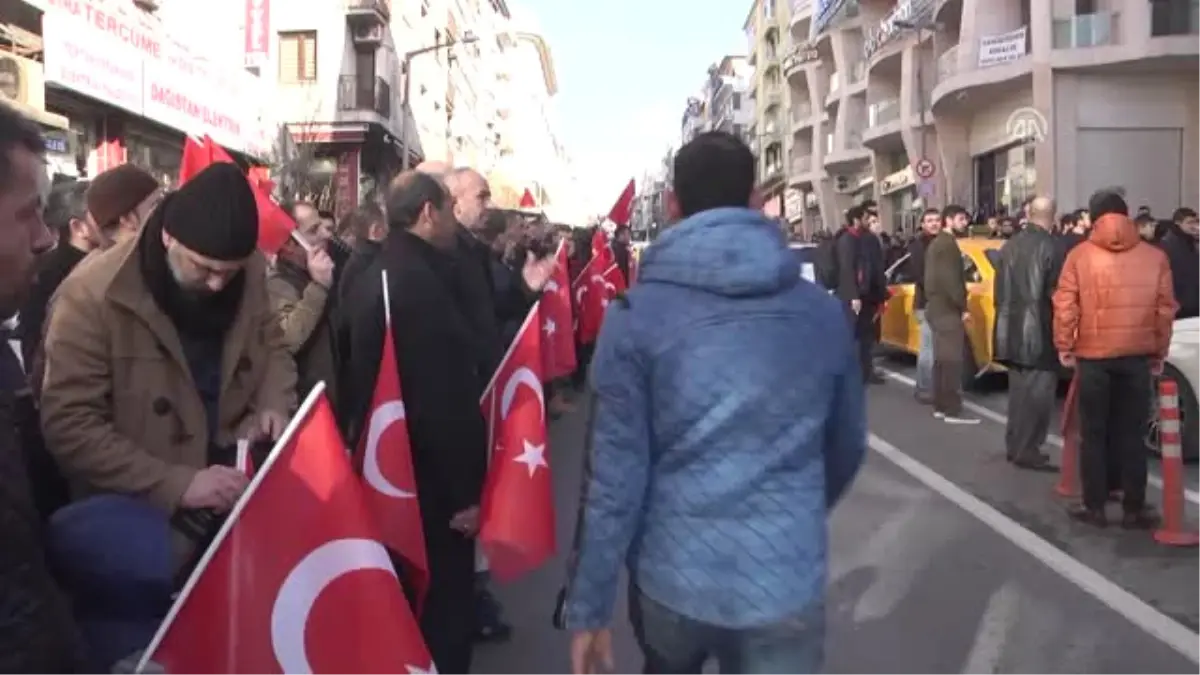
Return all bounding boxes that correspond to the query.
[1055,373,1081,498]
[1153,379,1199,547]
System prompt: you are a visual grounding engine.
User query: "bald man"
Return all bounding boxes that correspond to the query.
[992,195,1060,470]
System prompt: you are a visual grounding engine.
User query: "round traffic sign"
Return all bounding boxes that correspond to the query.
[915,158,936,179]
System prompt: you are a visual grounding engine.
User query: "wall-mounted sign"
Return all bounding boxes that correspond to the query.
[978,26,1027,68]
[862,0,936,61]
[879,165,914,195]
[784,42,820,71]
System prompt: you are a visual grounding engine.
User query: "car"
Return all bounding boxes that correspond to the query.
[1147,317,1199,461]
[878,238,1004,389]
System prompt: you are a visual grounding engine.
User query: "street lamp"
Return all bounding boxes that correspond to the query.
[399,30,480,171]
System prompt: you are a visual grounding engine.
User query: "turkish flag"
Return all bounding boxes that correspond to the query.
[143,389,434,674]
[602,263,627,296]
[354,270,429,612]
[519,188,536,209]
[479,306,556,581]
[175,135,295,255]
[606,178,635,227]
[539,242,576,379]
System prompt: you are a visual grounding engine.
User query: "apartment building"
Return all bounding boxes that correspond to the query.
[791,0,1199,234]
[707,55,754,139]
[746,0,793,218]
[680,95,707,143]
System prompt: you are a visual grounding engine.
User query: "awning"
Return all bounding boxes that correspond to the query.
[0,97,68,131]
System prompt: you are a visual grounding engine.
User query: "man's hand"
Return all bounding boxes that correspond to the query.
[242,410,289,441]
[522,251,558,292]
[180,465,249,512]
[1059,352,1076,368]
[571,628,614,674]
[1151,359,1164,376]
[449,505,480,536]
[962,311,971,324]
[307,247,335,288]
[850,299,862,315]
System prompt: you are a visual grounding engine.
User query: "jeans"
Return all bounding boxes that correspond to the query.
[1076,356,1152,513]
[629,585,825,674]
[915,310,933,395]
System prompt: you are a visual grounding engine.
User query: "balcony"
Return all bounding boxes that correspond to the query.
[936,45,960,82]
[1053,11,1118,48]
[867,98,900,127]
[829,71,841,96]
[791,102,815,130]
[346,0,390,19]
[764,87,784,109]
[1150,0,1199,36]
[793,154,813,173]
[846,59,867,86]
[337,75,392,119]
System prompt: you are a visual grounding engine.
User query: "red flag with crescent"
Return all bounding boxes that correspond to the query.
[539,242,576,379]
[354,270,429,612]
[479,305,556,581]
[141,387,434,674]
[606,178,635,227]
[519,188,536,209]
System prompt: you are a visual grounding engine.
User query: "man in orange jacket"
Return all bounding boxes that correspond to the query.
[1052,190,1177,529]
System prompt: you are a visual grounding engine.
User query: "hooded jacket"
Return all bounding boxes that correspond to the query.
[560,207,865,631]
[1052,214,1176,360]
[1158,222,1199,319]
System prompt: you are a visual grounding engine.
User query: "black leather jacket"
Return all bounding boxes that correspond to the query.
[992,227,1062,370]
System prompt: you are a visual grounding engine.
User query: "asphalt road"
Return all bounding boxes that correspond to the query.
[472,383,1200,674]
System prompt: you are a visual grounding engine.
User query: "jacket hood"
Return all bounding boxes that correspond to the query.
[638,207,798,297]
[1088,214,1141,252]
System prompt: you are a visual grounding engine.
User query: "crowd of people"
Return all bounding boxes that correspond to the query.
[0,102,629,673]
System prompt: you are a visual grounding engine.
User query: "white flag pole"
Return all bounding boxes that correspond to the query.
[381,269,391,325]
[479,304,540,406]
[135,382,328,673]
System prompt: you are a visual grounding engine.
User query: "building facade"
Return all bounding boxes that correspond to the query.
[746,0,793,218]
[5,0,274,185]
[707,55,753,139]
[790,0,1198,235]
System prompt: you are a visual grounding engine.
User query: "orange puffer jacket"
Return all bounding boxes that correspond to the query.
[1052,214,1177,360]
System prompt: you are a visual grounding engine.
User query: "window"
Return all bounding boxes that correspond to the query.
[887,253,916,284]
[963,254,983,284]
[354,50,376,108]
[732,92,742,109]
[983,248,1003,273]
[278,30,317,84]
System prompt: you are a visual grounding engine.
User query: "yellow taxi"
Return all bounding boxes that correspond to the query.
[879,238,1005,387]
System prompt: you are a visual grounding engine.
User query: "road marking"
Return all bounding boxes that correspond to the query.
[880,368,1200,506]
[961,580,1022,674]
[869,433,1200,665]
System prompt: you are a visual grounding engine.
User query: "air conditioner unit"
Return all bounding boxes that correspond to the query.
[834,175,853,193]
[351,21,384,45]
[0,52,53,113]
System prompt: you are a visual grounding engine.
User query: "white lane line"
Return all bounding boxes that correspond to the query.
[868,433,1200,665]
[961,580,1022,674]
[880,368,1200,506]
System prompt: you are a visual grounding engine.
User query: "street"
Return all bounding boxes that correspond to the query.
[473,375,1200,674]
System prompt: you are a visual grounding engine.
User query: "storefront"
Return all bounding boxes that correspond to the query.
[974,142,1036,218]
[879,165,918,234]
[39,0,271,184]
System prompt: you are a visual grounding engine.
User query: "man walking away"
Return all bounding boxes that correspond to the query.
[563,131,865,674]
[993,196,1060,470]
[835,205,886,382]
[924,205,979,425]
[1158,207,1198,319]
[1053,191,1175,528]
[908,208,941,403]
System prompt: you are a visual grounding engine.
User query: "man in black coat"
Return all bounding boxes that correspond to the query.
[1158,207,1198,319]
[835,204,887,383]
[341,171,488,673]
[992,196,1060,470]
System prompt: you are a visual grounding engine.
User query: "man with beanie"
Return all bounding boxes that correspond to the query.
[38,162,297,668]
[268,200,338,407]
[1053,190,1176,529]
[85,163,162,248]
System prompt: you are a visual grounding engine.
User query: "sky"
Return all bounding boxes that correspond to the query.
[514,0,750,216]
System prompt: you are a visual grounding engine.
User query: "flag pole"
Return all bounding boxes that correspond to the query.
[381,269,391,325]
[479,304,540,406]
[135,382,329,673]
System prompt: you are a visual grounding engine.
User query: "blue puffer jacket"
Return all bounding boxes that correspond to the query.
[561,207,866,630]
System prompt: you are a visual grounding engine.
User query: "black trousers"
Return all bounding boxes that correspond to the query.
[1005,367,1057,461]
[848,302,878,381]
[1076,356,1152,512]
[414,527,477,674]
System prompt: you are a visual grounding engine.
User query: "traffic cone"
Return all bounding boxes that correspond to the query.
[1153,379,1199,547]
[1055,373,1081,498]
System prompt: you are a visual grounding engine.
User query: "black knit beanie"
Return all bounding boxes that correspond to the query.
[162,162,259,261]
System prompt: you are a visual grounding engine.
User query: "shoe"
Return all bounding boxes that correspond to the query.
[1121,506,1161,530]
[942,414,981,425]
[1012,455,1057,473]
[474,589,513,643]
[933,411,945,419]
[1067,504,1108,528]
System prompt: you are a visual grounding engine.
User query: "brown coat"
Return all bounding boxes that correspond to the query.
[39,237,297,513]
[1052,214,1177,361]
[267,264,336,409]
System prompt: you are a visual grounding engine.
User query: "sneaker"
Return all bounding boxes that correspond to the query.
[942,414,981,425]
[933,411,945,419]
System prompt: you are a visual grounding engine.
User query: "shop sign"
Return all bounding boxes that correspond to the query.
[863,0,936,61]
[44,130,70,154]
[879,166,914,195]
[41,0,268,157]
[977,27,1027,68]
[334,148,360,223]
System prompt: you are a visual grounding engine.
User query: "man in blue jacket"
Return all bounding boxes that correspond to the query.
[561,131,866,674]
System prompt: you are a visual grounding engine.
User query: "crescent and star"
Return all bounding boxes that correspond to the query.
[500,366,548,477]
[362,400,416,499]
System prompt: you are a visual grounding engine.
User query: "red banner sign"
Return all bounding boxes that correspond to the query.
[244,0,269,69]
